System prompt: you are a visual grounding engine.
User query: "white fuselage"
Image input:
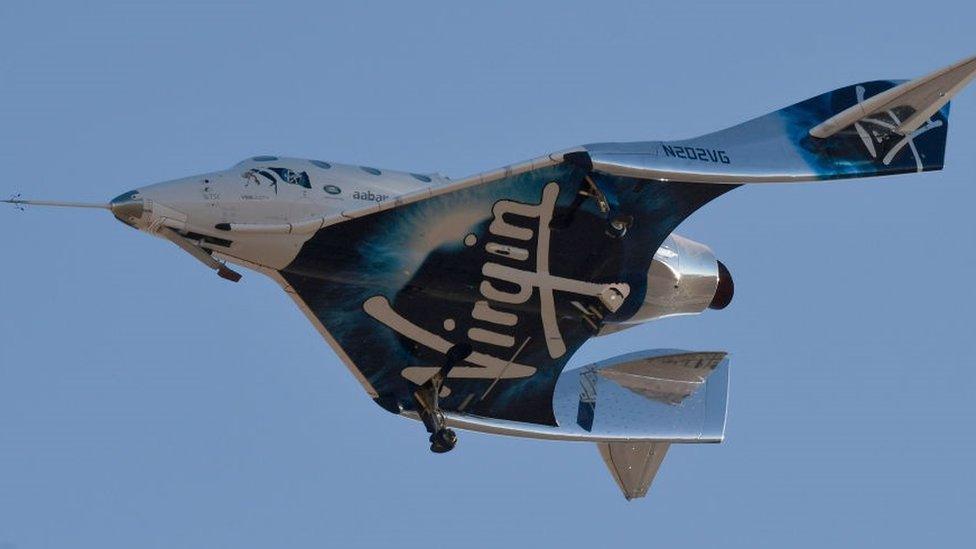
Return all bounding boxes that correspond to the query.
[121,156,451,270]
[113,155,726,331]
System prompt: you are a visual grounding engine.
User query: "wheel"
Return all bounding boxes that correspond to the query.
[428,428,457,453]
[605,215,632,238]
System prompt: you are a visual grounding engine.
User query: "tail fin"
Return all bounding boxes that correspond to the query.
[598,441,670,500]
[810,55,976,139]
[583,54,976,183]
[781,79,952,179]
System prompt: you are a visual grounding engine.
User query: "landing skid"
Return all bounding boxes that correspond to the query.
[412,343,472,453]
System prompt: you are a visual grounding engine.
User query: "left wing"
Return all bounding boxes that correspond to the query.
[277,160,732,425]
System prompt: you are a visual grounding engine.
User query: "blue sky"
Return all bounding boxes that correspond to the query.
[1,1,974,547]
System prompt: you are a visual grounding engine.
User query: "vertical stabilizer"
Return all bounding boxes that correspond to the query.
[597,441,670,500]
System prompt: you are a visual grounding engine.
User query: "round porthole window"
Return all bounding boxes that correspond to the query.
[324,184,342,195]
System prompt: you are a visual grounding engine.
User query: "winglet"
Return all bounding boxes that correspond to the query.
[810,54,976,139]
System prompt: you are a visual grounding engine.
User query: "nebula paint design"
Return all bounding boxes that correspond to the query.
[279,164,732,425]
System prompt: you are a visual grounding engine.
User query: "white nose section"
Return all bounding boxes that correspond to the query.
[110,188,242,282]
[111,190,192,233]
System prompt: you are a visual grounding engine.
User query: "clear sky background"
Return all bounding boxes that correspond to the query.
[1,1,974,547]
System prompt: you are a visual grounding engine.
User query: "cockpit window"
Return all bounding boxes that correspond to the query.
[360,166,382,176]
[252,155,278,161]
[410,173,432,183]
[311,160,332,169]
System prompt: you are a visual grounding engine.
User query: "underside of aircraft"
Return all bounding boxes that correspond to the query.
[6,54,976,499]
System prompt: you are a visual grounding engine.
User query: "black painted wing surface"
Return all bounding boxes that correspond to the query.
[278,162,732,425]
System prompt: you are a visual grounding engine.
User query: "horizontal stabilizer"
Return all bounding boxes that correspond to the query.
[598,441,670,500]
[437,349,729,443]
[810,55,976,138]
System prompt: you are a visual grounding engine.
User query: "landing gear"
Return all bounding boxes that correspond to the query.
[550,174,610,230]
[429,427,457,453]
[412,343,472,454]
[551,151,633,240]
[605,214,633,238]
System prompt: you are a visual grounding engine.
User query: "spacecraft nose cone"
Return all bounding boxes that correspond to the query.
[110,190,146,228]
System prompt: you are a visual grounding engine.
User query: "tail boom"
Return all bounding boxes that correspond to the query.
[581,54,975,184]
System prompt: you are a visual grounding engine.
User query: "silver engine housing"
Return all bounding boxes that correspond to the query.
[601,233,732,334]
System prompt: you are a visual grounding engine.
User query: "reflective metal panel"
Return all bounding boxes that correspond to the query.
[425,349,730,443]
[602,233,721,333]
[597,351,726,405]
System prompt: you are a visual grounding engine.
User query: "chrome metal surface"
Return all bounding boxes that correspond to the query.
[605,233,723,331]
[584,130,820,184]
[597,351,726,405]
[409,349,730,443]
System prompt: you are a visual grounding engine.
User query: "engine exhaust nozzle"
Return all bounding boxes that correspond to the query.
[709,260,734,310]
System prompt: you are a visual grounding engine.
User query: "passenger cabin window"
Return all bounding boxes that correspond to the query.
[252,155,278,161]
[410,173,432,183]
[311,160,332,169]
[360,166,382,176]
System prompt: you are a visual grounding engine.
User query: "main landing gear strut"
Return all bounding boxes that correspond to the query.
[412,343,472,453]
[551,151,633,238]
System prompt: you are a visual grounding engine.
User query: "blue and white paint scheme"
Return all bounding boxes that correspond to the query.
[5,54,975,500]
